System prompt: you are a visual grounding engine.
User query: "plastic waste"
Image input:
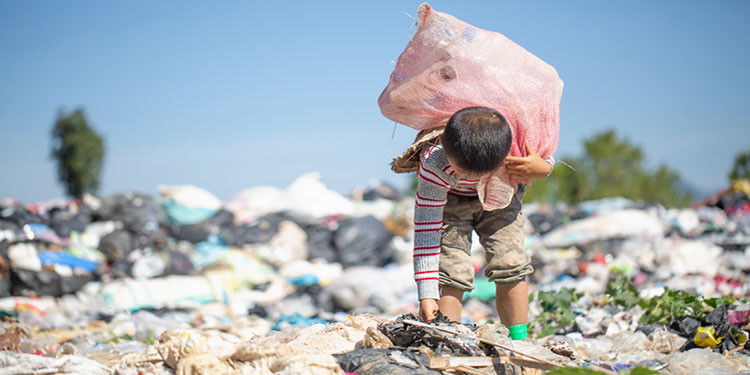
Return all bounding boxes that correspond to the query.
[23,223,66,244]
[250,220,308,267]
[334,348,440,375]
[191,234,231,271]
[8,243,42,271]
[646,326,687,354]
[98,273,231,311]
[224,211,294,247]
[333,216,394,268]
[130,253,166,279]
[98,229,135,263]
[543,209,665,249]
[271,313,326,330]
[0,321,24,351]
[3,172,750,375]
[11,268,93,297]
[379,313,484,356]
[225,173,355,222]
[666,208,701,236]
[97,192,167,233]
[232,342,342,375]
[158,184,222,225]
[466,277,495,301]
[37,250,98,272]
[575,197,635,216]
[351,181,405,202]
[279,260,343,286]
[656,238,722,277]
[729,304,750,326]
[0,351,110,375]
[304,222,338,263]
[666,348,750,375]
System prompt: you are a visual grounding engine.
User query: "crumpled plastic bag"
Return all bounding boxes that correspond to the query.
[232,343,342,375]
[334,348,439,375]
[379,3,563,209]
[259,314,383,355]
[0,351,111,375]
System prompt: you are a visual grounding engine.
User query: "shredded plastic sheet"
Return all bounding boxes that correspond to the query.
[0,351,111,375]
[379,3,563,209]
[378,313,485,357]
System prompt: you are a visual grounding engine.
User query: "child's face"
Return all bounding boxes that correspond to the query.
[446,156,486,179]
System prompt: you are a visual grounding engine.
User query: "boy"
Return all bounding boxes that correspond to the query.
[409,106,553,340]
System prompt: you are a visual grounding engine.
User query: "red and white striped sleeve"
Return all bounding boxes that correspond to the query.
[413,146,451,300]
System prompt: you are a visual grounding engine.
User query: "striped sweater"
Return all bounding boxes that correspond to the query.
[413,142,553,300]
[413,142,481,300]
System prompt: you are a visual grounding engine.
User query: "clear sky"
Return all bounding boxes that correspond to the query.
[1,1,748,202]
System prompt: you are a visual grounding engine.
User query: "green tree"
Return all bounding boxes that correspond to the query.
[51,108,105,198]
[729,149,750,181]
[525,129,692,207]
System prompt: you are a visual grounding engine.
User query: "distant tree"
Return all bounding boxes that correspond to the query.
[50,108,105,198]
[525,129,692,207]
[729,149,750,181]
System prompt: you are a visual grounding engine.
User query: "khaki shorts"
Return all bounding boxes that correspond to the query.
[438,193,533,292]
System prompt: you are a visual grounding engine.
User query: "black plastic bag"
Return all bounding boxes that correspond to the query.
[97,192,167,233]
[169,209,235,244]
[334,348,440,375]
[99,230,135,262]
[11,268,93,297]
[334,216,394,268]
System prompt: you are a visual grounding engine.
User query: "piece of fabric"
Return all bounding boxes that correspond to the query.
[379,3,562,210]
[390,127,444,173]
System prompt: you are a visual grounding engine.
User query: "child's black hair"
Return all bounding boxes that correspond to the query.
[442,107,512,175]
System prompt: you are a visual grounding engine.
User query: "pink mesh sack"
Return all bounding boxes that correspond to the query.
[379,3,563,210]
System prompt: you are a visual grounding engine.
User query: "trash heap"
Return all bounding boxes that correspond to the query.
[0,174,749,374]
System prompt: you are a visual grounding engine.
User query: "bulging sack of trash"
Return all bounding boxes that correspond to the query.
[158,185,222,225]
[378,3,563,210]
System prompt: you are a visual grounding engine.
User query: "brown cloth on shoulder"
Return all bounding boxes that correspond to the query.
[390,127,444,174]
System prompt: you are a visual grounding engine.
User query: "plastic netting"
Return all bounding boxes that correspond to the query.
[378,3,563,209]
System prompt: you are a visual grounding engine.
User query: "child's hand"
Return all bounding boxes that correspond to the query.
[504,140,553,179]
[419,299,439,322]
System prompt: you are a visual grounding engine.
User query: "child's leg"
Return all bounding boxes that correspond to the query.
[438,287,464,322]
[475,211,533,338]
[495,281,528,326]
[437,194,478,323]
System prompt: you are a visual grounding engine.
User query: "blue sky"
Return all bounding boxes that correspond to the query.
[1,1,748,202]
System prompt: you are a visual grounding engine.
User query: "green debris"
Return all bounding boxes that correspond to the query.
[638,288,703,325]
[533,271,742,337]
[605,270,719,326]
[703,295,737,309]
[530,288,583,337]
[605,271,639,308]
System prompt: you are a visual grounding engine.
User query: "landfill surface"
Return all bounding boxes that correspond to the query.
[1,173,749,374]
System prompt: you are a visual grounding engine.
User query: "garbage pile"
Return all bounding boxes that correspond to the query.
[0,174,749,374]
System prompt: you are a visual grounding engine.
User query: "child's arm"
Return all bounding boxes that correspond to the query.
[413,157,450,320]
[504,140,554,179]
